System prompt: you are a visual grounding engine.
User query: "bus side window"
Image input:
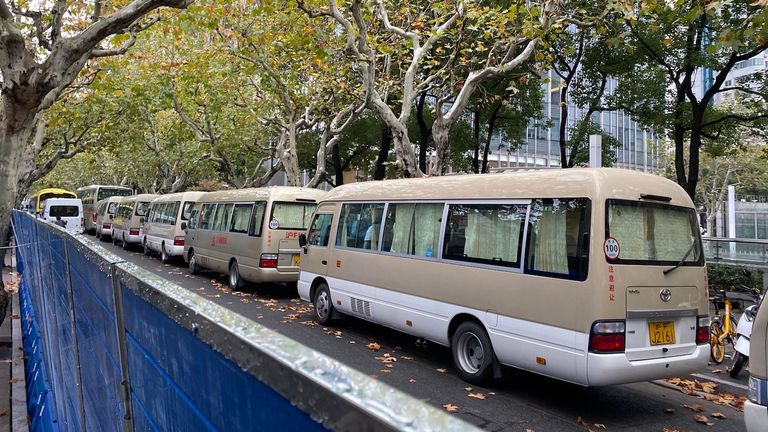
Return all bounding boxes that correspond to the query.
[382,203,443,257]
[188,209,199,230]
[230,204,253,234]
[525,198,590,280]
[248,202,266,236]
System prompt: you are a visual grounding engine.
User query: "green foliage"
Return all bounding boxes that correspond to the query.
[707,264,762,292]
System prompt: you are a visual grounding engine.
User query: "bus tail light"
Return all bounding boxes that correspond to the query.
[259,254,278,268]
[696,315,710,345]
[129,228,140,236]
[103,223,111,230]
[173,236,185,246]
[589,320,625,353]
[92,212,98,222]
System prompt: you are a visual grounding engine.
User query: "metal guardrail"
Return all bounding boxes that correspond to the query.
[12,211,476,431]
[703,237,768,269]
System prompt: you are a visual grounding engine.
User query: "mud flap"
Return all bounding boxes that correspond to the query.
[492,353,503,380]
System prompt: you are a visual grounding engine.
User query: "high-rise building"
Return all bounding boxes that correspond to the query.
[487,70,663,172]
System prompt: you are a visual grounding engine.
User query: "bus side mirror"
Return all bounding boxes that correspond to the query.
[181,222,187,231]
[298,234,307,247]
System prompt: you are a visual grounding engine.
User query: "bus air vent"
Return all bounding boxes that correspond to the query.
[351,297,372,317]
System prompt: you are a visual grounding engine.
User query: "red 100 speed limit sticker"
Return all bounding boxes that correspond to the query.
[604,237,620,260]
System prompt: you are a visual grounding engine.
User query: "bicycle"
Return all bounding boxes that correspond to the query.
[709,289,738,364]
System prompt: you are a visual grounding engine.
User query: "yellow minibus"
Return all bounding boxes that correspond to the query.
[298,168,709,386]
[184,187,326,290]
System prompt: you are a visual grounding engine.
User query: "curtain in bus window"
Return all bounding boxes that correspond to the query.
[249,203,266,236]
[272,203,314,230]
[213,204,234,231]
[168,202,180,225]
[386,203,442,257]
[654,210,693,259]
[200,204,216,230]
[362,204,384,250]
[530,201,568,274]
[609,205,647,259]
[463,205,523,265]
[230,204,252,233]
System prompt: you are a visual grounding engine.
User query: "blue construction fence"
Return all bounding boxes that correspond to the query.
[12,211,474,432]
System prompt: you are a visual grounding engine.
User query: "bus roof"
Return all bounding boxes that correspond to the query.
[76,185,132,191]
[320,168,694,208]
[151,191,206,203]
[118,194,159,203]
[197,186,326,203]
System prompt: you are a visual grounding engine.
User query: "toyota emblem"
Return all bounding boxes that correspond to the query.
[660,289,672,302]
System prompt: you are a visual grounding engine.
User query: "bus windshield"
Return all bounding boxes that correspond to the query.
[98,188,132,201]
[606,200,702,265]
[270,202,316,230]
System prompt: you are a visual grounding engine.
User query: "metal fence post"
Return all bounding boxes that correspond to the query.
[62,239,87,432]
[110,265,134,432]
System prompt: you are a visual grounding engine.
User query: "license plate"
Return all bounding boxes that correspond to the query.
[292,254,301,266]
[648,321,675,346]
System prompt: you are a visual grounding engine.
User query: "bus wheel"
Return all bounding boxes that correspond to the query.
[122,235,129,250]
[160,243,170,264]
[229,261,243,291]
[112,233,118,245]
[188,251,200,275]
[452,321,494,385]
[313,283,334,325]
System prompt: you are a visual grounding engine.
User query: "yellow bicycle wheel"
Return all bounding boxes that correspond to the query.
[710,321,725,364]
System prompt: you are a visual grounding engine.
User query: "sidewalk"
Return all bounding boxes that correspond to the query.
[2,242,26,432]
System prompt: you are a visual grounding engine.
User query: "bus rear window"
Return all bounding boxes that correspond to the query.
[606,200,702,265]
[270,202,315,230]
[50,206,79,217]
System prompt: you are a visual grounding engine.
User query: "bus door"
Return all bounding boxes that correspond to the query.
[301,207,335,277]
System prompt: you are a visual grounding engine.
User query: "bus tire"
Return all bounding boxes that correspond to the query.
[122,235,129,250]
[188,251,200,275]
[451,321,495,385]
[730,352,747,378]
[229,261,243,291]
[313,283,334,325]
[160,243,170,264]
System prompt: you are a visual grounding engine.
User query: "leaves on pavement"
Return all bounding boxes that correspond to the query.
[468,393,486,400]
[665,377,747,411]
[693,414,714,426]
[443,403,459,412]
[367,342,381,351]
[711,412,727,419]
[682,404,704,412]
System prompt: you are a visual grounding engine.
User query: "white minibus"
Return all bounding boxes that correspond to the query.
[298,168,709,386]
[94,196,123,241]
[184,187,325,290]
[76,185,133,233]
[41,198,83,234]
[111,194,158,249]
[143,191,205,263]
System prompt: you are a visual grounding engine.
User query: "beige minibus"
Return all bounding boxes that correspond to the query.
[184,187,326,290]
[143,191,205,263]
[298,168,709,386]
[94,196,123,241]
[76,185,133,233]
[111,194,158,249]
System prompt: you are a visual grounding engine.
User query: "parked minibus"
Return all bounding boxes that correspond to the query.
[94,196,123,241]
[297,168,709,386]
[111,194,158,249]
[29,188,77,215]
[41,198,83,234]
[184,187,326,290]
[76,185,133,233]
[746,296,768,432]
[143,191,205,263]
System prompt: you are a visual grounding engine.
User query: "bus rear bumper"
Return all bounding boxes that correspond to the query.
[745,400,768,432]
[240,266,299,284]
[586,345,708,386]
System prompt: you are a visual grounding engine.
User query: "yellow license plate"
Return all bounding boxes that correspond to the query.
[292,254,301,266]
[648,321,675,346]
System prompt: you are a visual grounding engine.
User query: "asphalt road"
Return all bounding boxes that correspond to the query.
[96,236,750,432]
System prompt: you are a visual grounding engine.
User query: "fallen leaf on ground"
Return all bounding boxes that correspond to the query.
[409,379,416,383]
[693,414,714,426]
[367,342,381,351]
[468,393,486,400]
[577,417,589,427]
[711,369,723,374]
[443,404,459,413]
[436,368,447,373]
[593,423,606,429]
[464,387,473,392]
[682,404,704,412]
[711,412,727,419]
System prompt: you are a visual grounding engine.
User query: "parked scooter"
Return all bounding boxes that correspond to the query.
[730,289,764,378]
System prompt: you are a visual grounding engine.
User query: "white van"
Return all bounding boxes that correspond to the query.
[41,198,83,234]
